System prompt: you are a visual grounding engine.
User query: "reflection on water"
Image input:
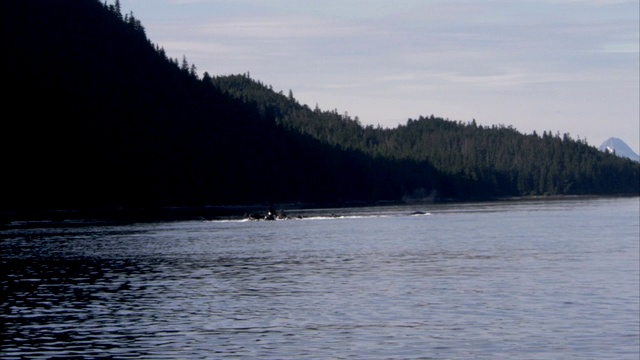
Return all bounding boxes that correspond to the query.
[1,198,639,359]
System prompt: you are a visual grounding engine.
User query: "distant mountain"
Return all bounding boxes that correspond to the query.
[599,138,640,162]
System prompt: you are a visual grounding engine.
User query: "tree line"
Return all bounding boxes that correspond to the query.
[212,74,639,198]
[2,0,637,214]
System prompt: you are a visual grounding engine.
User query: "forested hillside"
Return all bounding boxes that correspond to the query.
[2,0,637,214]
[213,75,640,198]
[1,0,437,211]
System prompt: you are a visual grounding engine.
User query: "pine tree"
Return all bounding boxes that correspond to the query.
[202,72,212,83]
[189,64,198,78]
[181,55,189,72]
[114,0,122,19]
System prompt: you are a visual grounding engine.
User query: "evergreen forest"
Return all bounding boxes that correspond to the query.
[2,0,638,216]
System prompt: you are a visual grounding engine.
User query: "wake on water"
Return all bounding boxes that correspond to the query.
[209,211,432,223]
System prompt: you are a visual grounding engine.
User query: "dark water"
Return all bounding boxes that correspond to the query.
[2,198,639,359]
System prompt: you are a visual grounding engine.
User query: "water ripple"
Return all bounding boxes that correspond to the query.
[2,198,639,359]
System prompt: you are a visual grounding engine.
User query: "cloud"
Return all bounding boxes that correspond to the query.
[165,0,214,4]
[192,17,362,39]
[543,0,635,5]
[600,42,640,54]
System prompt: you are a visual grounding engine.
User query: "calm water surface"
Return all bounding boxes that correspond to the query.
[1,198,639,359]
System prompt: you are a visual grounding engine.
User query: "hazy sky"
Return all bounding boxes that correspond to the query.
[122,0,639,152]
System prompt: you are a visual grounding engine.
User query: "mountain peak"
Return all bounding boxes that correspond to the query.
[599,137,640,162]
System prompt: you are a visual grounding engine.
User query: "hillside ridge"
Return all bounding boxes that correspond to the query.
[2,0,638,214]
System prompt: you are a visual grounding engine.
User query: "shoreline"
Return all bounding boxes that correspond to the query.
[2,194,638,228]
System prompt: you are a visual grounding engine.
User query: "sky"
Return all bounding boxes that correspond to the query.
[122,0,639,152]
